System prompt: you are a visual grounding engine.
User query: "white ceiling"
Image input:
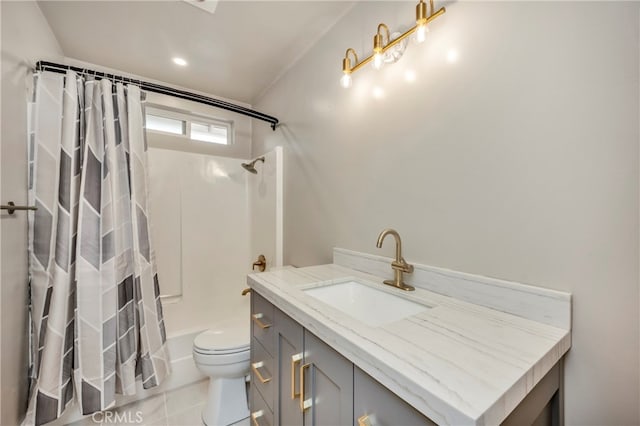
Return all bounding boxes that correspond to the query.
[38,1,354,104]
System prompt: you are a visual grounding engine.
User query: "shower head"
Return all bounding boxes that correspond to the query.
[241,157,265,174]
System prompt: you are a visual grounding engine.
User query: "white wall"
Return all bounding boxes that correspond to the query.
[252,2,640,424]
[0,2,63,425]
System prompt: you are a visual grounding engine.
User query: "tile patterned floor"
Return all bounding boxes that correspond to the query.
[67,380,250,426]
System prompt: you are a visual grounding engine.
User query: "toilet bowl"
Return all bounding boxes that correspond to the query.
[193,318,250,426]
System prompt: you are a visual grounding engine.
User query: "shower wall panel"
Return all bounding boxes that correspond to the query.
[148,148,250,336]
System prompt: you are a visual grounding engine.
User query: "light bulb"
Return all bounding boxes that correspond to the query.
[415,25,428,43]
[373,53,384,70]
[340,73,352,89]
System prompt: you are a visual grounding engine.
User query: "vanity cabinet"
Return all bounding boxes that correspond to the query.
[250,290,562,426]
[251,291,429,426]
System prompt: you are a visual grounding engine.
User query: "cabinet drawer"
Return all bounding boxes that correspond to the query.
[251,337,274,410]
[250,382,274,426]
[251,292,275,356]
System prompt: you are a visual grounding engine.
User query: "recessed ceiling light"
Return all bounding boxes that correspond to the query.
[183,0,218,14]
[172,57,188,66]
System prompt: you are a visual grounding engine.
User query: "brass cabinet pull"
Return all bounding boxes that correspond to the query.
[357,414,372,426]
[252,313,272,329]
[299,363,312,412]
[251,361,272,384]
[251,410,268,426]
[242,288,251,296]
[290,353,303,399]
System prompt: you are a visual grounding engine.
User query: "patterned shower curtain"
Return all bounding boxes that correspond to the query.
[24,70,170,426]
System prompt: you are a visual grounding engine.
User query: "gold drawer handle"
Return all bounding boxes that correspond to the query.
[291,353,303,399]
[242,288,251,296]
[252,313,272,329]
[299,363,312,412]
[251,410,268,426]
[251,361,272,384]
[358,414,372,426]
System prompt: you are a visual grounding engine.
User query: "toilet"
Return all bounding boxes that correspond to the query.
[193,317,250,426]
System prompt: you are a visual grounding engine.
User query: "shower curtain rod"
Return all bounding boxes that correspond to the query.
[35,61,280,130]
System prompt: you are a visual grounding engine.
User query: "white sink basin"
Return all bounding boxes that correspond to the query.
[303,280,431,327]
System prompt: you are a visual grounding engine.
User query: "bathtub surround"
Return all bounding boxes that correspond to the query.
[0,3,63,425]
[148,150,251,335]
[25,71,170,425]
[252,1,640,424]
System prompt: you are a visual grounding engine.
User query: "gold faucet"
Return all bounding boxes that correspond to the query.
[376,229,415,291]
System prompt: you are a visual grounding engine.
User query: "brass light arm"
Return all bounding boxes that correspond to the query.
[346,48,358,65]
[383,6,446,52]
[350,55,375,73]
[377,23,391,46]
[342,48,359,73]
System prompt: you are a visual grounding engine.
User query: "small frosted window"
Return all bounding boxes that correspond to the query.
[191,122,229,145]
[146,114,185,135]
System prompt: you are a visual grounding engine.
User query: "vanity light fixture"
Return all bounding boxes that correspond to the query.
[340,0,445,88]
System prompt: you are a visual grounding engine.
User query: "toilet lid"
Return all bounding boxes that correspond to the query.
[193,318,249,354]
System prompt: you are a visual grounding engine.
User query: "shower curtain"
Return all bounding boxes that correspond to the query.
[24,70,170,426]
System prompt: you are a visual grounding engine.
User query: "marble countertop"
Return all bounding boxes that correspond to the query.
[248,262,571,425]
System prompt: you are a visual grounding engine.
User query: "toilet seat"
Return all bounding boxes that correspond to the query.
[193,343,249,355]
[193,318,250,355]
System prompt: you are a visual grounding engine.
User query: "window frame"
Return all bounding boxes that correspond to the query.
[144,104,234,146]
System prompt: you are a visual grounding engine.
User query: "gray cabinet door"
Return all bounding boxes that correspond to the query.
[303,331,353,426]
[353,367,435,426]
[275,309,304,426]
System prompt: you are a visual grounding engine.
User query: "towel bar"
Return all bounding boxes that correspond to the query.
[1,201,37,215]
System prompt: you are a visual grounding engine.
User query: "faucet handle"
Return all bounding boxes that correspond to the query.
[402,258,414,273]
[392,259,414,273]
[252,254,267,272]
